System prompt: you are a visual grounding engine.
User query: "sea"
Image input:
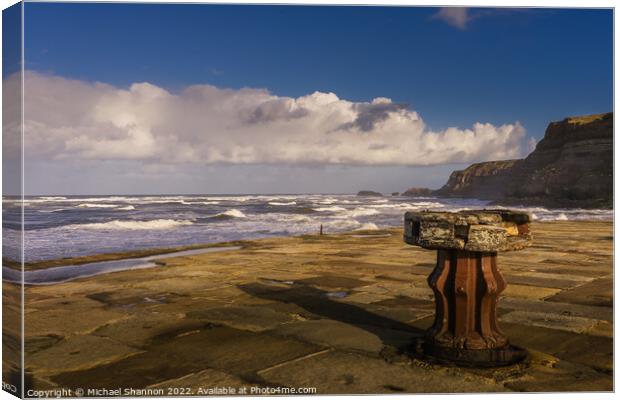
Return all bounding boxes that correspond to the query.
[1,194,613,263]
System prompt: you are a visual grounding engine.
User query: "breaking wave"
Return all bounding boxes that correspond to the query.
[76,219,194,230]
[269,201,297,206]
[214,209,247,219]
[313,206,347,212]
[355,222,379,230]
[76,203,120,209]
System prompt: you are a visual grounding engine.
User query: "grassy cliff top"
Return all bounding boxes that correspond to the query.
[566,112,612,125]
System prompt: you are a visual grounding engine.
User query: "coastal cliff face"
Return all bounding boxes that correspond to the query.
[433,160,519,199]
[434,112,613,208]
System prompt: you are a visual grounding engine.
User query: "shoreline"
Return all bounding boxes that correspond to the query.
[4,220,611,273]
[4,228,393,272]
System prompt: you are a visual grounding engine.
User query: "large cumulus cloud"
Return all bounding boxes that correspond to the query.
[18,71,528,166]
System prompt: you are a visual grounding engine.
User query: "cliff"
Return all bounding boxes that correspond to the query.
[434,112,613,208]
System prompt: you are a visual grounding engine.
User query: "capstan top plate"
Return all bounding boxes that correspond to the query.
[403,209,532,252]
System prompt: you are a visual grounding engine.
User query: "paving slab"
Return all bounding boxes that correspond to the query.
[500,310,603,336]
[260,350,507,394]
[546,277,613,307]
[502,322,613,372]
[502,284,562,300]
[185,305,295,332]
[269,319,385,354]
[51,325,324,390]
[147,368,251,391]
[26,335,142,375]
[499,297,612,322]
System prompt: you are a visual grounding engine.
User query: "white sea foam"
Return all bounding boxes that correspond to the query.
[340,200,361,204]
[39,196,68,200]
[269,201,297,206]
[323,218,362,230]
[285,214,313,223]
[76,203,120,208]
[216,209,247,218]
[368,203,414,209]
[539,213,569,221]
[313,206,347,212]
[317,198,339,204]
[347,207,380,217]
[76,219,194,230]
[115,205,136,211]
[204,196,251,202]
[180,200,221,205]
[355,222,379,230]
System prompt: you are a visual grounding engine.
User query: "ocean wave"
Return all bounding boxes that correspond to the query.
[203,196,251,202]
[355,222,379,230]
[269,201,297,206]
[39,196,68,200]
[538,213,568,221]
[38,208,71,213]
[75,219,194,230]
[284,214,313,223]
[317,198,339,204]
[115,205,136,211]
[76,203,120,208]
[313,206,347,212]
[342,207,380,217]
[368,203,413,209]
[179,200,221,205]
[214,209,247,219]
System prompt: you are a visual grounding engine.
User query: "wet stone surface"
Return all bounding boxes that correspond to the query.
[3,221,612,394]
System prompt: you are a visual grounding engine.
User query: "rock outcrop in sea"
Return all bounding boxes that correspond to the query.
[433,112,613,208]
[357,190,383,197]
[401,187,433,197]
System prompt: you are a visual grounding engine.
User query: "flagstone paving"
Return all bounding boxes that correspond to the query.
[2,220,613,394]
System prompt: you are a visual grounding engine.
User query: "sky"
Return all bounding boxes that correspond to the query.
[3,3,613,195]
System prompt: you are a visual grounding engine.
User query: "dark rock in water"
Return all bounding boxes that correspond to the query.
[401,187,433,197]
[434,112,613,209]
[357,190,383,197]
[391,192,400,196]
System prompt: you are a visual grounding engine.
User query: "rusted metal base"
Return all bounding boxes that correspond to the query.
[421,340,527,367]
[422,249,527,367]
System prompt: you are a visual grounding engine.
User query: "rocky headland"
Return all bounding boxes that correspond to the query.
[433,112,613,208]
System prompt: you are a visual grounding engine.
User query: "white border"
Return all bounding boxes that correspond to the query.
[0,2,616,400]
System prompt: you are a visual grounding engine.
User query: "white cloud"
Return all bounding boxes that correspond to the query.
[17,71,529,167]
[433,7,471,30]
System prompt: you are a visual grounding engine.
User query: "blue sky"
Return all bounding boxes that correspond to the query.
[24,4,612,137]
[7,3,615,194]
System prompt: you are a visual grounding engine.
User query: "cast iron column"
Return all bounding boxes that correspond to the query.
[403,210,532,367]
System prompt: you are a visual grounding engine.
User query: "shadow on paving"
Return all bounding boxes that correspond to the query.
[238,282,425,348]
[50,322,323,390]
[49,283,425,391]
